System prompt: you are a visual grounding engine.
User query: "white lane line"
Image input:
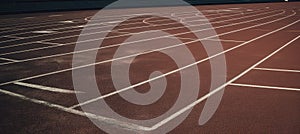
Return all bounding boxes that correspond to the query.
[0,89,145,132]
[0,8,260,44]
[204,38,246,43]
[148,32,300,131]
[14,81,83,94]
[3,35,24,39]
[22,17,35,19]
[49,14,63,17]
[0,10,287,66]
[35,41,64,46]
[32,30,56,34]
[168,36,197,41]
[253,67,300,73]
[0,9,282,58]
[0,57,19,62]
[229,83,300,91]
[59,20,75,24]
[69,15,299,109]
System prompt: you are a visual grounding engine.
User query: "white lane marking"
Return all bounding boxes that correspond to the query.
[35,41,64,46]
[168,36,197,41]
[69,15,299,109]
[59,20,75,24]
[253,67,300,73]
[0,8,256,44]
[0,10,287,66]
[22,17,35,19]
[103,21,123,24]
[142,17,155,25]
[229,83,300,91]
[14,81,83,94]
[204,38,246,43]
[0,9,282,58]
[0,89,145,132]
[3,35,24,39]
[49,14,63,17]
[0,57,19,62]
[32,30,56,34]
[76,25,85,28]
[228,8,241,10]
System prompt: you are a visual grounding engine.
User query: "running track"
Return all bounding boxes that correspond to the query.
[0,2,299,133]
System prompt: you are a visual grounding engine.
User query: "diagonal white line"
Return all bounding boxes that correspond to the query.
[229,83,300,91]
[14,81,83,94]
[253,67,300,73]
[0,57,19,62]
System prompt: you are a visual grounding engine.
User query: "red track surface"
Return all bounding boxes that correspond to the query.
[0,2,299,134]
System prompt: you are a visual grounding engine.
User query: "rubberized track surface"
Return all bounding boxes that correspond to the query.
[0,2,299,133]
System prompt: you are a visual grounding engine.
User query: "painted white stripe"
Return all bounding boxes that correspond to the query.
[0,10,294,88]
[22,17,35,19]
[49,14,63,17]
[229,83,300,91]
[70,14,300,109]
[59,20,74,24]
[253,67,300,73]
[204,38,246,43]
[14,81,82,94]
[0,57,19,62]
[0,10,283,60]
[3,35,24,39]
[32,30,56,34]
[0,89,145,132]
[35,41,64,46]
